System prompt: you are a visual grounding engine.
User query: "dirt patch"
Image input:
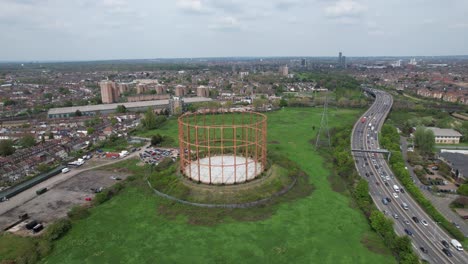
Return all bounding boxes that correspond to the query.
[0,170,129,233]
[268,141,280,144]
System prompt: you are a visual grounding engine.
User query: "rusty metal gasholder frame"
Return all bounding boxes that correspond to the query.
[178,110,267,184]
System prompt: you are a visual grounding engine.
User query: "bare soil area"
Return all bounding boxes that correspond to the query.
[0,170,129,235]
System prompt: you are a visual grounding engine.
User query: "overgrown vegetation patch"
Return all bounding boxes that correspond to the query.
[148,152,314,225]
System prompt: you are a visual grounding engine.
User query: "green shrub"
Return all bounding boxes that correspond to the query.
[67,205,90,221]
[44,219,72,241]
[36,240,52,258]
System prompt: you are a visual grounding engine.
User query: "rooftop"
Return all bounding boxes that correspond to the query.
[48,97,212,115]
[426,127,462,137]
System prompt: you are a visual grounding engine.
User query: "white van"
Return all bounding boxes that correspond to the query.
[62,167,70,173]
[393,185,400,193]
[451,239,463,251]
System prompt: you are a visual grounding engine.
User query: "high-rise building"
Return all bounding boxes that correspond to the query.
[338,52,347,68]
[136,83,148,94]
[169,96,184,115]
[155,84,165,94]
[118,83,130,94]
[279,65,288,76]
[175,85,186,97]
[100,81,119,104]
[197,86,210,97]
[301,58,307,67]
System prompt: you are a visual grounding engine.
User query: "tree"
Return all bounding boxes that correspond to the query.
[116,105,127,113]
[151,134,163,146]
[87,127,95,135]
[457,184,468,196]
[141,108,157,130]
[20,134,36,148]
[0,140,15,156]
[36,163,51,173]
[414,126,435,155]
[48,132,54,140]
[279,98,288,107]
[75,110,82,117]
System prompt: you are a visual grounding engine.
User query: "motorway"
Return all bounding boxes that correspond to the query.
[351,88,468,264]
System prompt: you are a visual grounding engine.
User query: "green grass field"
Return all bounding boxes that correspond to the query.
[41,108,395,264]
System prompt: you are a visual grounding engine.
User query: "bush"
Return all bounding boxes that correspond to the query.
[67,205,90,221]
[44,218,72,241]
[457,184,468,196]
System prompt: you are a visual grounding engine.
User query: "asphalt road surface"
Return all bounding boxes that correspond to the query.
[351,88,468,264]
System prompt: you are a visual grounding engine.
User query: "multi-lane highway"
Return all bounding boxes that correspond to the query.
[351,88,468,264]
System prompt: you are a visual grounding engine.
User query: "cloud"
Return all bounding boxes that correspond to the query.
[177,0,203,12]
[325,0,366,18]
[209,16,241,31]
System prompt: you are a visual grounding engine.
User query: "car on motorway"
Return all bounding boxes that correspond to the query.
[412,216,419,223]
[385,197,391,203]
[382,198,388,205]
[442,248,453,257]
[375,181,380,186]
[404,229,413,236]
[393,214,398,219]
[392,193,399,198]
[400,188,405,193]
[419,247,428,254]
[403,219,410,225]
[401,203,409,210]
[384,182,389,187]
[452,222,460,229]
[441,240,450,248]
[421,220,428,226]
[365,172,369,177]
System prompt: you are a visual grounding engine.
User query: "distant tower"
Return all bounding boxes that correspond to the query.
[338,52,342,66]
[279,65,288,76]
[342,56,346,68]
[301,58,307,67]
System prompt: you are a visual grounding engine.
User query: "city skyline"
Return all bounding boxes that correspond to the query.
[1,0,468,61]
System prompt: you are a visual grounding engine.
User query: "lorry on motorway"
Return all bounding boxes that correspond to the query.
[451,239,464,251]
[36,187,48,195]
[393,185,400,193]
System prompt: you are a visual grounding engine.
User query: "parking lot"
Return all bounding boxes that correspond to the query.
[139,147,178,165]
[0,169,129,236]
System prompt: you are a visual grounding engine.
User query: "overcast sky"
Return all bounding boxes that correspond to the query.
[1,0,468,61]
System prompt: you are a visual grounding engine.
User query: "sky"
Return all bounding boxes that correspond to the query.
[0,0,468,61]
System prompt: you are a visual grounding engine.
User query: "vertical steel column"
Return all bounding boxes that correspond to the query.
[195,125,200,182]
[178,117,185,174]
[233,125,237,183]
